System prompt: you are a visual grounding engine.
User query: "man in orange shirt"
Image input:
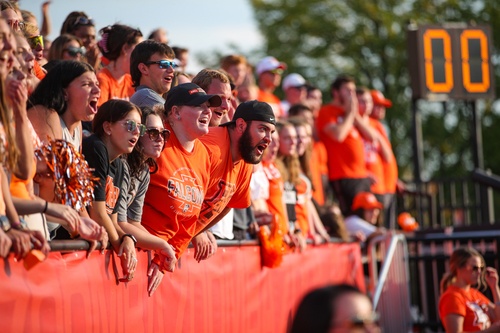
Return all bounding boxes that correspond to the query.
[194,100,277,260]
[316,75,378,216]
[255,56,286,119]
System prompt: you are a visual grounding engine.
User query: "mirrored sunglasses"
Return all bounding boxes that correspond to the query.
[64,46,86,57]
[145,128,170,142]
[144,60,178,70]
[123,120,146,136]
[28,35,44,50]
[73,16,94,28]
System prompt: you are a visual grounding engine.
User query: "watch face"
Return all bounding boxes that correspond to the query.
[0,215,10,232]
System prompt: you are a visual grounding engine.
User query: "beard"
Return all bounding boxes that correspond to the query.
[238,126,264,164]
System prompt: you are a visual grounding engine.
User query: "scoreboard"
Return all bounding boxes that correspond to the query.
[407,24,495,100]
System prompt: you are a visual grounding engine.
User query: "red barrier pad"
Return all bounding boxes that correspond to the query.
[0,242,364,333]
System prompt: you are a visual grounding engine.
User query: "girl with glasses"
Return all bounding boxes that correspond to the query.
[118,105,175,296]
[83,99,144,282]
[96,24,143,107]
[46,34,85,68]
[439,247,500,332]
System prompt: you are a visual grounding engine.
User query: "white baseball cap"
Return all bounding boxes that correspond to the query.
[282,73,306,91]
[255,56,287,76]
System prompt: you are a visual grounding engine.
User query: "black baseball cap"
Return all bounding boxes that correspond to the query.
[220,100,276,127]
[164,82,222,112]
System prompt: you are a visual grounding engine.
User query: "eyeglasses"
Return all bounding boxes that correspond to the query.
[64,46,86,57]
[123,120,146,136]
[28,35,44,50]
[144,60,178,70]
[471,265,484,272]
[72,16,94,28]
[7,20,25,31]
[145,128,170,142]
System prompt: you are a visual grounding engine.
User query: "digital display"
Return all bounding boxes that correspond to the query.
[408,25,495,100]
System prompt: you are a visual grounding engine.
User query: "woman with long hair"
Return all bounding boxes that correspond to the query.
[118,105,176,295]
[28,60,99,149]
[83,99,143,281]
[439,247,500,332]
[287,116,330,244]
[96,24,143,106]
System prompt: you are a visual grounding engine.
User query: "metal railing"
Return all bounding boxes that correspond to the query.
[367,233,413,333]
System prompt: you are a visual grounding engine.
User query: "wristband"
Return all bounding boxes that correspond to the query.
[42,201,48,214]
[121,233,137,245]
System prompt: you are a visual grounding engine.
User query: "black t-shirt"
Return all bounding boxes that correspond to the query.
[82,134,125,215]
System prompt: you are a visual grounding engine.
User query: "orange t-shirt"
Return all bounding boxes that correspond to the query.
[310,140,328,206]
[295,175,310,235]
[372,120,398,194]
[364,118,385,195]
[316,104,367,180]
[439,285,493,332]
[96,68,134,107]
[197,127,252,231]
[257,89,283,119]
[142,124,211,259]
[262,161,288,235]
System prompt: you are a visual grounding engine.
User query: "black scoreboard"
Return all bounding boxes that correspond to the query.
[407,24,495,100]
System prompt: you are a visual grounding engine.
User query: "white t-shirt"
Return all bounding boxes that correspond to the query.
[344,215,377,240]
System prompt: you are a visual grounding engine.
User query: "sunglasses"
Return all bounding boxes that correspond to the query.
[268,68,284,75]
[145,128,170,142]
[123,120,146,136]
[343,313,381,331]
[73,16,94,28]
[64,46,86,57]
[144,60,178,70]
[28,35,44,50]
[471,265,484,272]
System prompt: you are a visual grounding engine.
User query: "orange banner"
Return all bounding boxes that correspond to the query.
[0,242,364,333]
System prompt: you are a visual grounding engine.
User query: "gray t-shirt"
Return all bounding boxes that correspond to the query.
[118,161,150,223]
[130,85,165,108]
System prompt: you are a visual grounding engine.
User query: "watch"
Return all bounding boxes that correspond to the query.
[11,217,28,231]
[0,215,11,232]
[121,234,137,245]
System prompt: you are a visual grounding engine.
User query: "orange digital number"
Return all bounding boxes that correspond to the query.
[423,29,454,93]
[461,30,490,93]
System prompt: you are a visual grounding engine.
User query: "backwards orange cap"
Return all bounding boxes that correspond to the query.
[371,90,392,108]
[352,192,383,211]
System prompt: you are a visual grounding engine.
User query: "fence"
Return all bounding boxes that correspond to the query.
[367,232,413,333]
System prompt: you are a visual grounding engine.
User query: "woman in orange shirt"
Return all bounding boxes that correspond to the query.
[96,24,143,106]
[439,247,500,332]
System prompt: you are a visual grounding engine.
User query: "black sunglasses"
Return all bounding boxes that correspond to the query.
[64,46,86,57]
[145,128,170,142]
[123,120,146,136]
[144,60,178,70]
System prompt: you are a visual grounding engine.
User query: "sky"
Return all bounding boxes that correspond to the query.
[19,0,264,73]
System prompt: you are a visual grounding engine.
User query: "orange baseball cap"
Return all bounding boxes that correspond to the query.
[371,90,392,108]
[351,192,383,211]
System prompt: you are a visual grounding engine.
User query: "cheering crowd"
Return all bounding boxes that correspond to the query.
[0,2,402,297]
